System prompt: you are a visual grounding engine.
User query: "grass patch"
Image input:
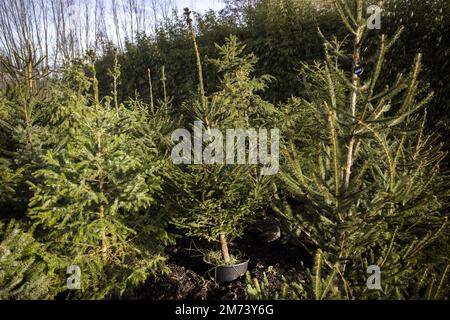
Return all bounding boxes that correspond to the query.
[204,250,246,266]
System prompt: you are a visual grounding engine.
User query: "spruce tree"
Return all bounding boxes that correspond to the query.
[0,82,52,214]
[0,220,60,300]
[170,11,273,265]
[27,53,168,298]
[266,0,450,299]
[0,159,16,205]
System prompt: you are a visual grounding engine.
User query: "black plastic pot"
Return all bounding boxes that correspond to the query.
[203,257,249,283]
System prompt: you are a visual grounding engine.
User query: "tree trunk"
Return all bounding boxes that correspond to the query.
[185,8,206,110]
[97,130,107,262]
[219,233,231,264]
[93,66,107,261]
[148,67,154,115]
[344,7,363,192]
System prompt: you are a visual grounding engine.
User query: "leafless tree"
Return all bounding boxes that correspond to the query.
[0,0,48,91]
[0,0,207,81]
[111,0,124,50]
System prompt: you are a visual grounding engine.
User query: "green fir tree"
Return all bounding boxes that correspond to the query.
[27,53,169,298]
[0,220,60,300]
[170,11,273,265]
[262,0,450,299]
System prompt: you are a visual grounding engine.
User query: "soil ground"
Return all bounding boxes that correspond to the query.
[130,231,312,300]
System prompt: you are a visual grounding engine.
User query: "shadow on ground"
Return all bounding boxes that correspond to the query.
[129,231,312,300]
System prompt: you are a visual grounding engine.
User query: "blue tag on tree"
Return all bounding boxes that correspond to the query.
[354,66,364,75]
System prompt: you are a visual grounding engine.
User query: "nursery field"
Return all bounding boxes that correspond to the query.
[1,0,450,307]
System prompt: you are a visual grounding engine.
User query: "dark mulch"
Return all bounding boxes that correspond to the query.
[129,231,312,300]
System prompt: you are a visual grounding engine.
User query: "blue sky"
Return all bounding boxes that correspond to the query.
[175,0,226,13]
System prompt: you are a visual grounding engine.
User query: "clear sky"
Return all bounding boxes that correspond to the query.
[175,0,226,13]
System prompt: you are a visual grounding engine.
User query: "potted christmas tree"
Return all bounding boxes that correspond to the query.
[170,164,265,282]
[169,10,275,282]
